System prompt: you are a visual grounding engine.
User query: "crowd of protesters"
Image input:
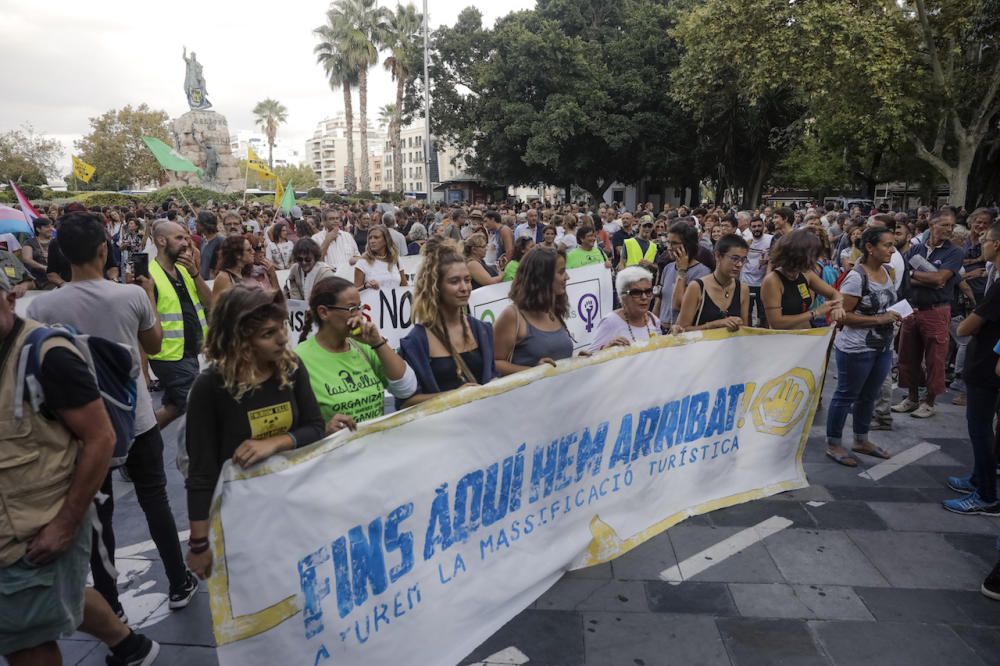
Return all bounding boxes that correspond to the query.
[2,192,1000,665]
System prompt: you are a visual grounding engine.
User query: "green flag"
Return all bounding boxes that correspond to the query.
[279,181,295,213]
[142,136,204,176]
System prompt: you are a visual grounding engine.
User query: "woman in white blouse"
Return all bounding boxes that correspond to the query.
[354,225,408,291]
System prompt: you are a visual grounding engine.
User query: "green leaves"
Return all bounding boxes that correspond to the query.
[75,105,171,190]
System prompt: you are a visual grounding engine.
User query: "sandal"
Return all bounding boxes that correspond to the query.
[826,450,858,467]
[852,444,891,460]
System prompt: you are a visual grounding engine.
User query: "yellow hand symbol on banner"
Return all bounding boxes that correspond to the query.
[761,377,804,427]
[749,368,816,436]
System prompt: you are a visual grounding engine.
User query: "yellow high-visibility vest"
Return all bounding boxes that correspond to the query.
[623,237,657,266]
[148,260,207,361]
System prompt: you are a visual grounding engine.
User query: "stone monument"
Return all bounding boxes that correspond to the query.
[167,47,242,192]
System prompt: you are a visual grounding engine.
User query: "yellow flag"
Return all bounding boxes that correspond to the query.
[247,147,276,179]
[274,179,284,207]
[72,155,96,183]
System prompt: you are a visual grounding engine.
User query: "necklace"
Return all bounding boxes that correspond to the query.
[621,311,654,341]
[714,273,732,300]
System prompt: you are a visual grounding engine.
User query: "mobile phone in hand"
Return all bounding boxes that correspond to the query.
[132,252,149,279]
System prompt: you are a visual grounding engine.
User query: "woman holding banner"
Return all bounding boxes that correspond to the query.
[676,234,751,332]
[590,266,660,352]
[494,248,575,375]
[296,276,418,429]
[355,225,408,291]
[464,233,503,289]
[399,238,497,407]
[184,286,325,579]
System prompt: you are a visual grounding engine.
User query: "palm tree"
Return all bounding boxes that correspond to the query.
[378,103,395,131]
[315,21,358,193]
[381,3,422,194]
[326,0,389,193]
[252,99,288,170]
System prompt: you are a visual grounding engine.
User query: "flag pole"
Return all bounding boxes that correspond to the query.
[242,150,250,206]
[172,174,195,211]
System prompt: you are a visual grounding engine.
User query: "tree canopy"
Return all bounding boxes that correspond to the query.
[74,104,170,191]
[0,124,62,186]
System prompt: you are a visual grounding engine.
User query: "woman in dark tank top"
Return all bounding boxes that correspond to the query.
[676,235,752,332]
[494,247,575,374]
[761,230,845,330]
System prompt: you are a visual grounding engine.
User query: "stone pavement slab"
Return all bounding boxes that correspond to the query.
[582,613,730,666]
[763,529,890,587]
[716,618,828,666]
[459,610,583,666]
[728,583,874,622]
[853,586,1000,625]
[812,620,986,666]
[952,625,1000,666]
[532,578,649,613]
[801,500,888,531]
[645,581,739,616]
[664,525,786,584]
[867,501,1000,534]
[847,530,988,590]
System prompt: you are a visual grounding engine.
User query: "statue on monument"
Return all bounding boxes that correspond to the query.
[192,130,219,182]
[183,46,212,110]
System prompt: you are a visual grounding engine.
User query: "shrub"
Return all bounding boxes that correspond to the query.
[18,184,43,199]
[357,190,374,200]
[0,191,13,204]
[321,192,343,204]
[143,186,243,207]
[306,187,326,199]
[73,192,138,207]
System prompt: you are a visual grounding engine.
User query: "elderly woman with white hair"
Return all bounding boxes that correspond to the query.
[588,266,660,352]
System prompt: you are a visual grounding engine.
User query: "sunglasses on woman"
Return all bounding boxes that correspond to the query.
[626,288,654,298]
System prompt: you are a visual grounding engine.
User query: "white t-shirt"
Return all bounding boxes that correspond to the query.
[888,248,905,292]
[0,233,22,252]
[312,230,360,269]
[356,257,402,290]
[27,279,158,435]
[589,311,661,352]
[741,234,773,287]
[266,240,294,270]
[559,233,578,252]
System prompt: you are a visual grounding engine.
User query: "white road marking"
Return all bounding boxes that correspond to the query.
[469,647,529,665]
[858,442,940,481]
[659,516,793,584]
[806,501,827,508]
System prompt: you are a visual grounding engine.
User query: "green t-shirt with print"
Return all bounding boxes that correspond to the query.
[565,246,606,270]
[295,338,387,424]
[502,260,519,282]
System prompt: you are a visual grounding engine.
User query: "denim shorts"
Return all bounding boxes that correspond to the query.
[149,355,200,413]
[0,520,91,655]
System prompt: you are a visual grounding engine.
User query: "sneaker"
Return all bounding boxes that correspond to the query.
[942,491,1000,516]
[946,475,976,493]
[168,571,199,610]
[952,393,967,406]
[870,420,893,431]
[983,561,1000,601]
[911,403,936,418]
[891,398,919,413]
[106,633,159,666]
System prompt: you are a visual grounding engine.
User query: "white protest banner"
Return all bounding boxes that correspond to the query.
[206,327,831,666]
[285,264,613,351]
[285,284,415,350]
[468,263,613,351]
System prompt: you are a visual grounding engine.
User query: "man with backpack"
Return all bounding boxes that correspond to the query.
[0,271,160,666]
[26,211,198,621]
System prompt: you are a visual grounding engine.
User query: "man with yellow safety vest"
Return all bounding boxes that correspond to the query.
[618,218,659,272]
[148,221,213,430]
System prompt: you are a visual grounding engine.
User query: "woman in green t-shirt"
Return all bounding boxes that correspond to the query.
[565,225,610,270]
[502,237,535,281]
[295,277,418,433]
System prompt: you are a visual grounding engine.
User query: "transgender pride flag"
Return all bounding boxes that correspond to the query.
[9,180,40,221]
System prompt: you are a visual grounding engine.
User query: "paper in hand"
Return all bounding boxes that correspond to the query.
[888,299,914,319]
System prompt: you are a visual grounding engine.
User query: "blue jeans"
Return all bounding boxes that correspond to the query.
[827,348,893,445]
[966,383,999,503]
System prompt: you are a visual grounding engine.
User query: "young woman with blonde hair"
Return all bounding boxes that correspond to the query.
[354,224,407,291]
[398,238,497,406]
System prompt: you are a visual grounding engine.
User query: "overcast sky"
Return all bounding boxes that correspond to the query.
[1,0,535,178]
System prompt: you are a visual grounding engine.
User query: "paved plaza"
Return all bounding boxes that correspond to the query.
[57,370,1000,666]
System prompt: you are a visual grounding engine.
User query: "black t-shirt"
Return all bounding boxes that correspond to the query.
[963,283,1000,389]
[2,319,100,413]
[184,363,325,521]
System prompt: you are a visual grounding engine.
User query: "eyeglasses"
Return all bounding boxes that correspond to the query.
[294,255,314,262]
[724,255,748,265]
[324,304,363,314]
[626,288,654,298]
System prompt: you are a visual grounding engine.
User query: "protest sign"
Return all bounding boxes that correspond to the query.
[285,264,613,351]
[468,263,612,351]
[207,327,831,666]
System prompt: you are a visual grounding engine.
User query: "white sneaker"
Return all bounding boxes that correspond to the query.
[891,398,919,413]
[911,403,936,418]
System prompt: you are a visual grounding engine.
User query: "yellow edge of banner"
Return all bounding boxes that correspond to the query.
[208,326,832,645]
